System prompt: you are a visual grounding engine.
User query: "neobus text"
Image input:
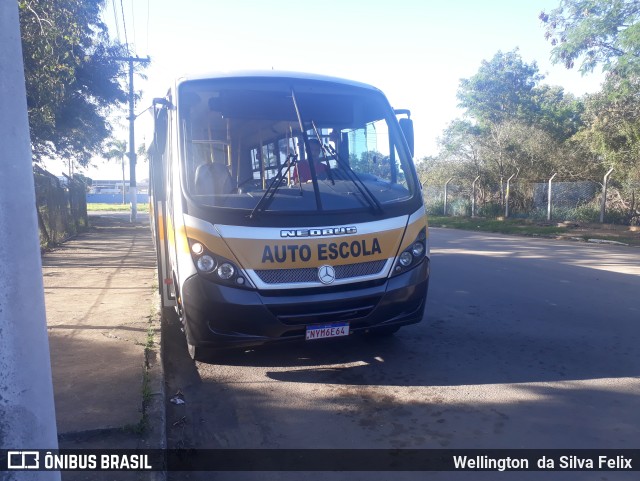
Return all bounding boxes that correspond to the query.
[280,227,357,238]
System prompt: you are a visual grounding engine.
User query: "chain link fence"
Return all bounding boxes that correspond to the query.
[34,165,88,248]
[423,177,639,225]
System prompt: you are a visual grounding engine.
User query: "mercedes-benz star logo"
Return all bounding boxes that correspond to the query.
[318,265,336,285]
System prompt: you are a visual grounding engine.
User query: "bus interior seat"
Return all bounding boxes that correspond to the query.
[195,162,235,195]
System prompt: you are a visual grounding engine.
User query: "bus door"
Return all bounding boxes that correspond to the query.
[150,100,176,312]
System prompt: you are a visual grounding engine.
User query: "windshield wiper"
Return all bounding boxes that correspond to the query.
[292,90,382,215]
[291,89,324,211]
[324,142,384,215]
[249,153,299,219]
[309,119,382,214]
[310,122,335,186]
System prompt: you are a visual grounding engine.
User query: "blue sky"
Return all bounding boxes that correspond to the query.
[51,0,605,180]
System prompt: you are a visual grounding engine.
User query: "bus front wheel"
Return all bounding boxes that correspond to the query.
[188,343,214,362]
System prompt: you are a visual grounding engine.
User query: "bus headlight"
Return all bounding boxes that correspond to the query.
[391,227,428,277]
[217,263,235,280]
[196,254,216,273]
[191,242,205,255]
[399,251,413,267]
[188,238,253,289]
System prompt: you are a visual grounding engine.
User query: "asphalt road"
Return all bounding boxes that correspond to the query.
[164,228,640,480]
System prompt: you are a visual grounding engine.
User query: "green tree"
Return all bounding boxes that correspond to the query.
[457,49,543,125]
[438,120,483,174]
[574,74,640,179]
[103,139,128,203]
[572,78,640,222]
[540,0,640,75]
[541,0,640,222]
[137,142,149,164]
[452,50,584,189]
[19,0,134,164]
[532,85,584,141]
[458,50,584,137]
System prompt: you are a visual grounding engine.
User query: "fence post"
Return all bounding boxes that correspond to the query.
[547,173,557,221]
[505,173,516,218]
[600,168,614,223]
[471,176,480,217]
[444,177,453,216]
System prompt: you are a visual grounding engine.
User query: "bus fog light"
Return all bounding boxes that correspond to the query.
[411,241,424,257]
[217,263,235,280]
[399,251,413,267]
[196,254,216,273]
[236,277,245,285]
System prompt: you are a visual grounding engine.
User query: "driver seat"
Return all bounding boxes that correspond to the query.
[195,162,235,195]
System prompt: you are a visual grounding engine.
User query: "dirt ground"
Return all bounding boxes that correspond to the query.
[551,221,640,246]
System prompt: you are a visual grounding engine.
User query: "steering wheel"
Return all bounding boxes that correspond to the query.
[236,178,264,194]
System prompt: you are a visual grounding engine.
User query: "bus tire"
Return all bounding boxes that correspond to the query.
[188,343,213,362]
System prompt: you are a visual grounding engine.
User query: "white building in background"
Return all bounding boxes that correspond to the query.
[88,179,149,194]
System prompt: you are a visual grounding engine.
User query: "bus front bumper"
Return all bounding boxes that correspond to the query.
[181,259,429,349]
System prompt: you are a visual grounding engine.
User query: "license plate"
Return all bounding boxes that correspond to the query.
[305,323,349,341]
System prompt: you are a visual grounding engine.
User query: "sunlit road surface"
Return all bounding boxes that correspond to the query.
[164,228,640,481]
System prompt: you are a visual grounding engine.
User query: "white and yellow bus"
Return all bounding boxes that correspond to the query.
[149,71,429,360]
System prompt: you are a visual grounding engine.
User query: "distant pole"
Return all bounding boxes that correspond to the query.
[547,173,557,221]
[122,154,126,204]
[444,177,453,216]
[0,1,60,473]
[128,59,136,221]
[600,168,614,223]
[471,176,480,218]
[505,173,516,218]
[116,56,150,222]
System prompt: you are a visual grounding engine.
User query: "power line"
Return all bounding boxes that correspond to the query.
[119,0,130,54]
[146,0,150,54]
[111,0,121,44]
[130,0,137,52]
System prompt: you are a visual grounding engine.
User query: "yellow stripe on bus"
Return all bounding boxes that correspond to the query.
[224,229,403,269]
[398,215,428,252]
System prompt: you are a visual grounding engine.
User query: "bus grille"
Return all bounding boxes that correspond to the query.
[255,259,387,285]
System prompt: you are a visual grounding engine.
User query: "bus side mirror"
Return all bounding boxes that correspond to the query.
[153,97,173,109]
[399,117,414,158]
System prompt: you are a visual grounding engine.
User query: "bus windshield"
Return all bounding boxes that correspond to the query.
[178,76,416,213]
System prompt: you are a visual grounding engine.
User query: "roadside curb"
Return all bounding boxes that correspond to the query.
[141,304,167,481]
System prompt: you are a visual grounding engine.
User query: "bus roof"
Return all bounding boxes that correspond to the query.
[174,70,381,93]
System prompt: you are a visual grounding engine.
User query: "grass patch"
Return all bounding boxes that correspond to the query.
[143,322,156,358]
[428,216,568,236]
[428,215,640,246]
[126,315,158,436]
[87,203,149,212]
[122,415,148,436]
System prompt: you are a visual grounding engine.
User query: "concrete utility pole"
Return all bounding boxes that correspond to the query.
[116,56,150,223]
[0,2,60,478]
